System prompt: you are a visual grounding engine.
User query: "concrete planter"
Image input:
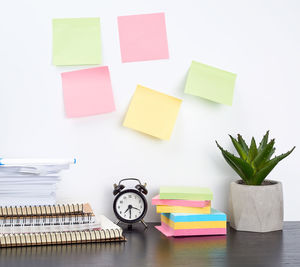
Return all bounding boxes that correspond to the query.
[228,179,283,232]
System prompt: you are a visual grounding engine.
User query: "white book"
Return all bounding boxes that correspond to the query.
[0,164,71,176]
[0,195,56,206]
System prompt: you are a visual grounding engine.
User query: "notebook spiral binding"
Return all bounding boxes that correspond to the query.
[0,214,94,227]
[0,203,95,227]
[0,229,126,248]
[0,204,86,217]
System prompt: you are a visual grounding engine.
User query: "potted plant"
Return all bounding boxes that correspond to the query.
[216,131,295,232]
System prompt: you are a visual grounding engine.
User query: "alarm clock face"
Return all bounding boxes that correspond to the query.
[113,189,147,224]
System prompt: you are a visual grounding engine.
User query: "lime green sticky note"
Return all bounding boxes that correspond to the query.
[52,18,101,66]
[159,186,213,200]
[184,61,237,106]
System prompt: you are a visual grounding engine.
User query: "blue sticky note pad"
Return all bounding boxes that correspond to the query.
[162,209,227,222]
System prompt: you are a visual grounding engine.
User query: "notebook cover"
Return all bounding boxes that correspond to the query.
[0,215,125,247]
[159,186,213,200]
[0,203,94,218]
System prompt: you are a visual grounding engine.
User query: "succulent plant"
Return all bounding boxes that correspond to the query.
[216,131,295,185]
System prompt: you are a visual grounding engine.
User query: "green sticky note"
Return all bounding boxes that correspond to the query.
[159,186,213,200]
[184,61,237,106]
[52,18,101,66]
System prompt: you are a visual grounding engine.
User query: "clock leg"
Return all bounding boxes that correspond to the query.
[141,219,148,229]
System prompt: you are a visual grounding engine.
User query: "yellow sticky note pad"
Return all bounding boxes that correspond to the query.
[123,85,182,140]
[156,205,211,214]
[161,215,226,229]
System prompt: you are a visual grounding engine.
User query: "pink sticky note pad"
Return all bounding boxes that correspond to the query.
[152,195,211,208]
[118,13,169,62]
[156,223,227,237]
[61,66,115,118]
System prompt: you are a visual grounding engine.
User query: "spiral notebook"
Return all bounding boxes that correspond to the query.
[0,203,92,217]
[0,215,125,247]
[0,203,95,227]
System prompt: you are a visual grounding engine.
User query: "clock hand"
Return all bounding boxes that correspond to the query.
[124,207,129,214]
[129,208,132,219]
[131,207,140,211]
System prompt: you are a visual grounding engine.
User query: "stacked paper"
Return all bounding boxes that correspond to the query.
[0,161,73,206]
[152,186,226,237]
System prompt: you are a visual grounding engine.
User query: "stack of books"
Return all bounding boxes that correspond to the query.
[152,186,227,237]
[0,159,74,206]
[0,203,125,247]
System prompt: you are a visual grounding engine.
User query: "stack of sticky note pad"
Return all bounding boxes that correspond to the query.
[153,186,226,237]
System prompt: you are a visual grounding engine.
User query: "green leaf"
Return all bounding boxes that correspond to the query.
[229,135,248,160]
[247,137,258,163]
[252,146,296,185]
[221,151,247,181]
[253,139,275,170]
[237,134,249,154]
[216,141,247,182]
[266,147,276,161]
[258,130,269,152]
[216,141,254,183]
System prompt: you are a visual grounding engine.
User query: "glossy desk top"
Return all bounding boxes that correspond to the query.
[0,222,299,267]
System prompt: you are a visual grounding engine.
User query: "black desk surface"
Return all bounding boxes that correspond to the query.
[0,222,299,267]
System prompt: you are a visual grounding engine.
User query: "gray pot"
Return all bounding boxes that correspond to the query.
[228,179,283,232]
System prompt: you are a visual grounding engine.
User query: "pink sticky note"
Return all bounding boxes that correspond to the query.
[117,13,169,63]
[152,195,211,208]
[156,223,227,237]
[61,66,115,118]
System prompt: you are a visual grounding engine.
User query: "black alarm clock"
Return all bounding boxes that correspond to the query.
[113,178,148,229]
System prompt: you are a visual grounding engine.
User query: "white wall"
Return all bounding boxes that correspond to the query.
[0,0,299,222]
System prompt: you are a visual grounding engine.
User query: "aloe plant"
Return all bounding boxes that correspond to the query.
[216,131,295,185]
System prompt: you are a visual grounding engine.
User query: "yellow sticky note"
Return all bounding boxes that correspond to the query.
[123,85,182,140]
[156,205,211,214]
[161,215,226,229]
